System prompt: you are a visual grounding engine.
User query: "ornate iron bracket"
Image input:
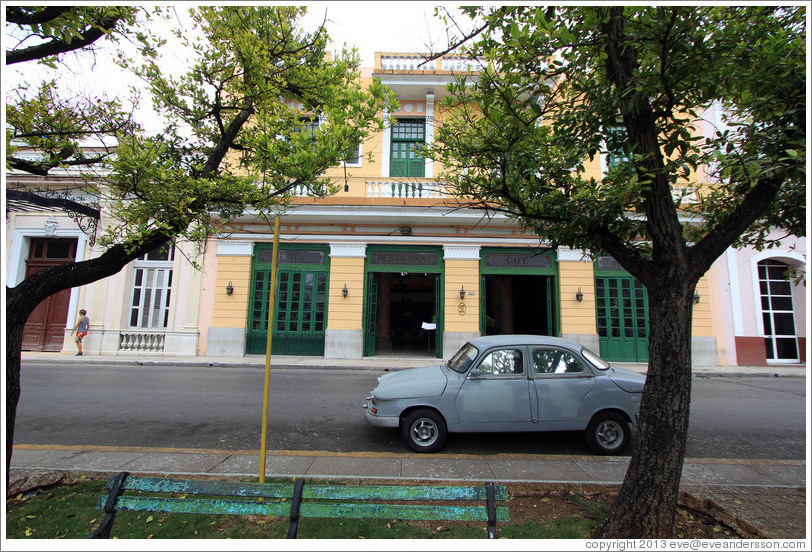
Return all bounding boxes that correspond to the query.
[7,188,100,246]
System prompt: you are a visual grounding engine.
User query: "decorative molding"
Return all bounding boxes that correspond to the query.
[44,215,58,236]
[329,243,367,258]
[726,248,744,335]
[216,240,254,256]
[425,91,435,177]
[443,245,481,260]
[6,188,99,246]
[557,247,591,262]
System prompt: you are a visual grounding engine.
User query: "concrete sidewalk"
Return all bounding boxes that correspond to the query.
[20,350,809,378]
[9,444,808,539]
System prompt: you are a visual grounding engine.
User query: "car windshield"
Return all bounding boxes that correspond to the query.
[581,347,610,371]
[447,343,479,373]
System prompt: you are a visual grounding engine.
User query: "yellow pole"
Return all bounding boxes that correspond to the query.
[259,216,280,483]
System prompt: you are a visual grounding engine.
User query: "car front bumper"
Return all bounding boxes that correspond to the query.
[363,402,399,428]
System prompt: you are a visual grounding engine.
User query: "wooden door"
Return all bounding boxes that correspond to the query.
[21,238,77,351]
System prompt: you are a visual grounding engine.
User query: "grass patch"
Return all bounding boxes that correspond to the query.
[6,477,608,539]
[501,517,597,539]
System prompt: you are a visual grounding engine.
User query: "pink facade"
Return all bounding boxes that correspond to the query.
[713,232,806,366]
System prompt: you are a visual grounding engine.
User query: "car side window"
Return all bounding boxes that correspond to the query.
[477,349,524,376]
[533,348,587,375]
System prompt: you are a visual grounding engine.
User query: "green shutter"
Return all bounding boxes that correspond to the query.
[595,276,649,362]
[363,272,379,356]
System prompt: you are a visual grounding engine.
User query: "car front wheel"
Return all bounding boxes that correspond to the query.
[585,411,630,455]
[401,408,447,453]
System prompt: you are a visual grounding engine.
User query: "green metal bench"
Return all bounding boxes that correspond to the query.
[90,472,510,539]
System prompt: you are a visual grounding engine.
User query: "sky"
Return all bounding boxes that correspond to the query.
[4,2,466,135]
[299,1,458,66]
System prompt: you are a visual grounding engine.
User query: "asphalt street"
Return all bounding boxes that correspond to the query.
[14,361,807,459]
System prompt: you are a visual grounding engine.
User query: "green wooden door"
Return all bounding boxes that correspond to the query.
[390,119,425,178]
[246,245,329,356]
[433,273,443,358]
[246,269,274,355]
[273,270,327,355]
[247,269,327,356]
[595,276,649,362]
[390,142,425,177]
[363,272,379,357]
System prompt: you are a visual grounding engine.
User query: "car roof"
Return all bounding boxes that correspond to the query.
[466,334,585,350]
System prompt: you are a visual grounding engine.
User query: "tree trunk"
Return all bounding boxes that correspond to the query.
[5,307,26,490]
[592,279,696,537]
[5,231,173,489]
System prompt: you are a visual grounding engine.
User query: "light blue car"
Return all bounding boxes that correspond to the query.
[363,335,645,455]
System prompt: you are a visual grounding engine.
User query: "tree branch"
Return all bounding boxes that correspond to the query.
[418,6,508,66]
[8,153,111,176]
[6,15,120,64]
[689,175,783,280]
[5,6,72,25]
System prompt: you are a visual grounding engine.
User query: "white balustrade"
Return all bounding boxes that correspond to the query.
[119,331,165,353]
[380,54,484,73]
[366,180,447,199]
[441,57,486,72]
[380,55,433,71]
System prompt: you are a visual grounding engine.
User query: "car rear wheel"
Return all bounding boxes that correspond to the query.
[401,408,447,453]
[585,411,630,455]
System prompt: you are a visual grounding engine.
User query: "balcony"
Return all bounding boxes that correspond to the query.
[377,53,486,73]
[366,179,448,199]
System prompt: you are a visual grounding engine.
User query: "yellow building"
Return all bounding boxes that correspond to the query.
[200,52,718,363]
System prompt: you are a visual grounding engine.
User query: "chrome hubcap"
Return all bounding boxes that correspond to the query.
[596,420,623,449]
[411,419,438,445]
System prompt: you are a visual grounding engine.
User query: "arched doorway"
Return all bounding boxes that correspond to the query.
[757,259,800,363]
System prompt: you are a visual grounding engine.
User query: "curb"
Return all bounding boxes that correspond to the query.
[678,490,765,539]
[21,355,807,377]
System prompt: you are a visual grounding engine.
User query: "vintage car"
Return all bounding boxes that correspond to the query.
[363,334,646,454]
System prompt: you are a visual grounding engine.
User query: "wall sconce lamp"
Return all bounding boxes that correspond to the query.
[226,281,234,296]
[459,286,466,300]
[576,287,583,302]
[694,292,700,304]
[342,284,349,298]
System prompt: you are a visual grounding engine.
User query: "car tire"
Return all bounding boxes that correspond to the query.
[401,408,447,453]
[585,411,630,455]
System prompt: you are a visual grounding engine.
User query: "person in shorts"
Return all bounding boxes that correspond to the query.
[70,309,90,356]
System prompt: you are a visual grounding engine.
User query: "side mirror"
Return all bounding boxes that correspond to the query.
[468,368,483,379]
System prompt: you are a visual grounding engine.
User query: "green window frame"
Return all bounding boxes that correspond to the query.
[390,119,425,178]
[594,256,649,362]
[479,247,559,336]
[247,244,329,356]
[362,245,443,358]
[604,124,631,171]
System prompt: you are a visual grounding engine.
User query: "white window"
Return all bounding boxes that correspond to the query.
[342,141,362,167]
[129,245,174,329]
[758,259,799,362]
